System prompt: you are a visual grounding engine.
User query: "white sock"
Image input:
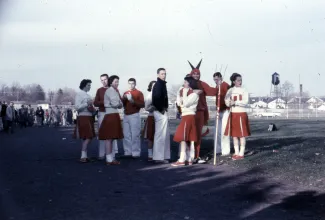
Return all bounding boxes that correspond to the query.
[178,142,186,162]
[234,145,239,155]
[148,149,153,157]
[239,145,245,156]
[99,143,105,158]
[113,141,119,153]
[106,154,113,162]
[81,151,87,159]
[190,142,195,161]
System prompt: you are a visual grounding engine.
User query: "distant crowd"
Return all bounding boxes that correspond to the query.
[0,101,77,133]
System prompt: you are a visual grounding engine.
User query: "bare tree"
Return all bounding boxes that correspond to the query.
[61,87,77,104]
[48,90,55,105]
[281,81,294,103]
[54,88,64,105]
[23,84,46,102]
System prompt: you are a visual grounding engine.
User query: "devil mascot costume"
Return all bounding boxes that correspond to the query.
[188,59,217,163]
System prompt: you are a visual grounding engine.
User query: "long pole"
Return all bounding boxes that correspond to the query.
[213,79,222,166]
[213,64,228,165]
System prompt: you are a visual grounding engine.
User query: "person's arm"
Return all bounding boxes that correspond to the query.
[183,93,199,108]
[224,89,232,107]
[122,92,128,106]
[93,89,103,108]
[201,81,217,96]
[110,89,123,109]
[74,94,88,112]
[144,94,155,112]
[6,107,10,120]
[132,91,145,108]
[176,87,183,106]
[152,83,163,112]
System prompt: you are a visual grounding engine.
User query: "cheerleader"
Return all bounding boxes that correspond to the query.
[172,75,201,166]
[224,73,251,160]
[73,79,96,163]
[98,75,124,165]
[142,80,156,161]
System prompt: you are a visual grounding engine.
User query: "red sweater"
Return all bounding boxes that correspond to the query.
[197,80,217,124]
[93,87,108,112]
[216,82,230,112]
[122,89,145,115]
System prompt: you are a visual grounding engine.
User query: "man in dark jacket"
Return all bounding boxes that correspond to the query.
[1,102,8,131]
[151,68,170,161]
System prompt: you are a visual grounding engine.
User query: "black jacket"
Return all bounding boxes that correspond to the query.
[152,77,168,113]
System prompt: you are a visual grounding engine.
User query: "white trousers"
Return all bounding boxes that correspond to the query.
[123,112,141,157]
[214,110,230,155]
[153,111,171,160]
[98,112,118,158]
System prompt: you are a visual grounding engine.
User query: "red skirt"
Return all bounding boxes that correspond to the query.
[98,113,124,140]
[142,115,155,141]
[173,115,197,142]
[73,116,96,140]
[224,112,251,137]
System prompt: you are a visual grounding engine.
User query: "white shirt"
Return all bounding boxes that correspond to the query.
[176,87,199,116]
[104,87,123,115]
[144,92,155,116]
[74,90,93,116]
[225,86,249,113]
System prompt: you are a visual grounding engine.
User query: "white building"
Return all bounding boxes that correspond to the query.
[267,98,286,109]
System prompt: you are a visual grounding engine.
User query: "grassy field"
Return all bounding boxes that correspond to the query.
[169,118,325,189]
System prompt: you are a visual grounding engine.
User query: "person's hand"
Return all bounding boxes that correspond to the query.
[87,99,93,105]
[193,90,203,95]
[129,98,134,103]
[229,100,236,106]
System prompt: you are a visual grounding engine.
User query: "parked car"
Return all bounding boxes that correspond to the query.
[253,112,282,118]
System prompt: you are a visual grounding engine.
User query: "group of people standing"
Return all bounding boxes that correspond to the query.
[0,102,36,133]
[73,60,251,166]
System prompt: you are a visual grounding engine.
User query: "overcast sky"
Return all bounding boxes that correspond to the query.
[0,0,324,97]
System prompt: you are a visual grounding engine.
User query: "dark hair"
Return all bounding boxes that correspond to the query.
[79,79,92,90]
[100,74,109,79]
[157,68,166,74]
[213,72,222,78]
[128,78,136,83]
[184,75,199,90]
[108,75,119,86]
[147,80,156,92]
[230,73,242,87]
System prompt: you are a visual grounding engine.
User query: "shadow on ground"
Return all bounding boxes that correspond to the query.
[0,122,324,220]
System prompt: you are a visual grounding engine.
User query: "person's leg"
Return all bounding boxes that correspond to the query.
[148,140,153,160]
[122,115,132,156]
[233,137,239,155]
[171,141,186,166]
[239,137,246,157]
[80,139,91,162]
[97,112,106,159]
[221,110,231,155]
[130,113,141,157]
[153,111,170,161]
[194,111,204,159]
[186,141,195,164]
[105,139,120,165]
